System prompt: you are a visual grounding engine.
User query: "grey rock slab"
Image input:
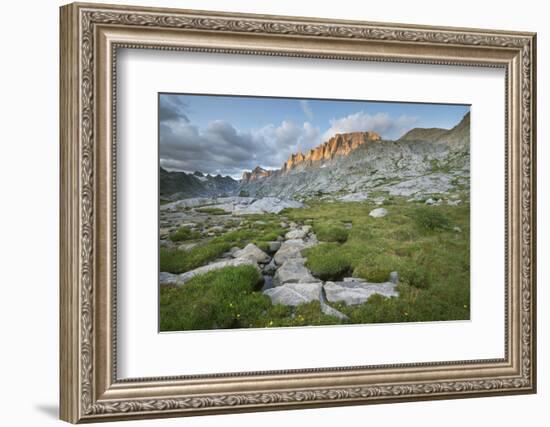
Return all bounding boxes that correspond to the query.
[233,243,270,263]
[319,290,349,321]
[159,272,180,286]
[324,280,399,305]
[337,192,369,202]
[369,208,388,218]
[263,282,322,306]
[273,239,306,265]
[233,197,304,215]
[273,258,318,286]
[176,258,260,286]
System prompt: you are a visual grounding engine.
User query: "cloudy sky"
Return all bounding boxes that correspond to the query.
[159,93,469,178]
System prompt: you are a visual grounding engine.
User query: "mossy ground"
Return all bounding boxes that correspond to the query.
[160,194,470,331]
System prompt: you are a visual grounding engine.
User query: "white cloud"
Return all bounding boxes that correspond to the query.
[300,100,314,120]
[160,118,321,177]
[323,111,418,141]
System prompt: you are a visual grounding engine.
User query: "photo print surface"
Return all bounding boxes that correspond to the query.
[158,93,471,332]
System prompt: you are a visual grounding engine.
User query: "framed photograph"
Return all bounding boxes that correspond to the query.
[60,2,537,423]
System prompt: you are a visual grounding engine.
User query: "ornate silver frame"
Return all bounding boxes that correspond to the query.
[60,2,537,423]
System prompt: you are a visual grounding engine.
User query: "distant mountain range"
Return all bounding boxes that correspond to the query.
[160,112,470,201]
[160,168,239,199]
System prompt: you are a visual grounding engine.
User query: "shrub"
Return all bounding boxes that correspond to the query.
[304,243,352,281]
[313,222,349,243]
[169,227,201,242]
[238,190,250,197]
[353,265,392,282]
[413,207,452,231]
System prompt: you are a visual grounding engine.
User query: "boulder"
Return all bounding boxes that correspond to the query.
[233,197,304,215]
[273,239,306,265]
[273,258,318,286]
[176,258,260,285]
[285,228,309,240]
[323,280,398,305]
[447,199,462,206]
[267,241,282,253]
[389,271,399,284]
[369,208,388,218]
[263,282,322,306]
[233,243,270,263]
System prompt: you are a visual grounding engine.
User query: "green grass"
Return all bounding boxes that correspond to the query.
[169,227,201,242]
[160,266,343,331]
[160,243,231,274]
[211,218,285,248]
[285,196,470,322]
[160,266,265,331]
[195,207,228,215]
[313,221,349,243]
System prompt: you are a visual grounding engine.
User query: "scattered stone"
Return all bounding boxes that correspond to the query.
[176,258,260,286]
[447,199,462,206]
[453,226,462,233]
[425,198,442,206]
[177,242,198,252]
[233,243,270,263]
[372,196,386,205]
[285,228,309,240]
[369,208,388,218]
[323,280,398,305]
[263,282,322,306]
[273,258,318,286]
[280,222,288,228]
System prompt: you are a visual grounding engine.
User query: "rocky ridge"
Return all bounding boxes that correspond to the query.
[239,112,470,200]
[160,167,239,200]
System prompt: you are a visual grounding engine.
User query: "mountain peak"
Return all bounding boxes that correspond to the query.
[241,166,275,182]
[283,131,381,171]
